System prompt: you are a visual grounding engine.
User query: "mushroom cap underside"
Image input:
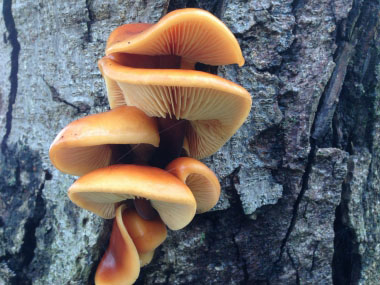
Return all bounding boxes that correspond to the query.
[68,164,196,230]
[106,8,244,67]
[99,57,252,159]
[49,106,159,176]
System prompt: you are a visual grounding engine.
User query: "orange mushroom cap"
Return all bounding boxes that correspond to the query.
[122,207,167,254]
[98,57,252,159]
[122,207,167,266]
[68,164,196,230]
[166,157,220,213]
[95,205,140,285]
[95,205,167,285]
[49,106,159,176]
[106,8,244,67]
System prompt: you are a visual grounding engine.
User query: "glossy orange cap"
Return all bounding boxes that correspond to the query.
[122,207,167,266]
[166,157,220,213]
[49,106,159,176]
[106,8,244,67]
[95,205,140,285]
[68,164,196,230]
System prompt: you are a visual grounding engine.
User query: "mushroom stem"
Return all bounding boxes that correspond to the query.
[110,144,134,164]
[150,117,187,168]
[133,198,158,220]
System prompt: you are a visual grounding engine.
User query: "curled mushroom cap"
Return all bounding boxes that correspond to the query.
[122,207,167,266]
[68,164,196,230]
[49,106,159,176]
[95,205,140,285]
[95,205,166,285]
[106,8,244,67]
[166,157,220,213]
[98,57,252,159]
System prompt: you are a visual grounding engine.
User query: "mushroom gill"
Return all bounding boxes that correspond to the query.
[98,56,251,160]
[106,8,244,67]
[99,8,251,163]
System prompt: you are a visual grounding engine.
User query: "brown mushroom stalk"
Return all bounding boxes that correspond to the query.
[133,198,158,220]
[150,117,188,168]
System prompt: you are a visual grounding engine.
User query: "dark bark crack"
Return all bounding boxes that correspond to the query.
[85,0,94,43]
[332,1,380,284]
[1,0,20,154]
[312,42,355,143]
[232,232,249,285]
[276,140,317,263]
[309,241,319,273]
[287,248,300,285]
[0,170,48,285]
[227,166,249,284]
[43,78,90,114]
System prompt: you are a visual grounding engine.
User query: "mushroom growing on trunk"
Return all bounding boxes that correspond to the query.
[105,8,245,68]
[98,56,251,162]
[49,106,159,176]
[68,164,196,230]
[99,8,251,167]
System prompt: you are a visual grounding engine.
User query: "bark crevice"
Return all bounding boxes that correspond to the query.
[85,0,94,43]
[276,140,317,263]
[43,78,90,114]
[1,0,20,154]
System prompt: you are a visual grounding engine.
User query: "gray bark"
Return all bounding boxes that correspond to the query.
[0,0,379,284]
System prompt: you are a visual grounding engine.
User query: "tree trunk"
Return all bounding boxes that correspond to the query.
[0,0,379,284]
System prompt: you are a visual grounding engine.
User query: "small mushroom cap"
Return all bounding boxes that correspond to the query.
[98,57,252,159]
[49,106,159,176]
[95,205,140,285]
[68,164,196,230]
[121,207,166,267]
[122,207,167,254]
[106,8,244,67]
[166,157,220,213]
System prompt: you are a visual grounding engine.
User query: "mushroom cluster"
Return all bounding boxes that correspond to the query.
[49,8,251,285]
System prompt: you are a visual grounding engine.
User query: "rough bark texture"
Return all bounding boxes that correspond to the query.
[0,0,379,284]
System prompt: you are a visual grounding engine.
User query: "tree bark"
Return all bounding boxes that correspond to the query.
[0,0,379,284]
